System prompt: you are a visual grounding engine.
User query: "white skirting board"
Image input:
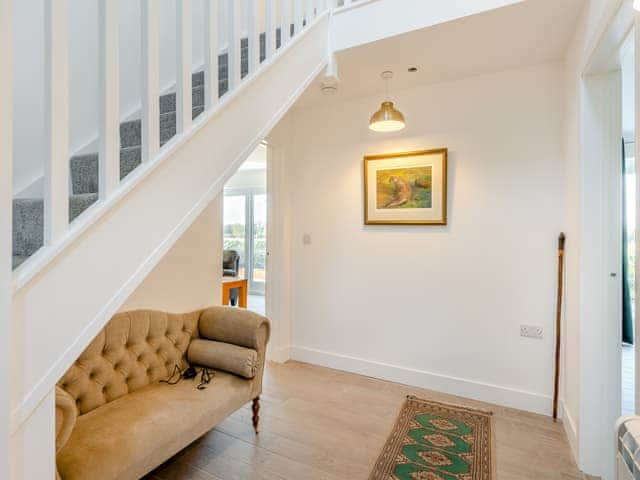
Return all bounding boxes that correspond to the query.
[290,345,555,416]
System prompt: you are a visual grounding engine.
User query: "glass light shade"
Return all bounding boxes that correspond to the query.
[369,101,406,132]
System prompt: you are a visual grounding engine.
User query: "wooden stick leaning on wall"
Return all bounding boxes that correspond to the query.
[553,232,566,421]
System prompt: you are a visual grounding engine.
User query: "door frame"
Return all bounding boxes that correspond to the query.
[577,3,633,477]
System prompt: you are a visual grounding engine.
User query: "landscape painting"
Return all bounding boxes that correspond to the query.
[375,166,432,210]
[364,149,447,225]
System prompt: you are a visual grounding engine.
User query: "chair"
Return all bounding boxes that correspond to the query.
[223,250,240,306]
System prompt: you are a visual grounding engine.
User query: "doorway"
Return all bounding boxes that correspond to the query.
[622,30,636,416]
[222,144,267,315]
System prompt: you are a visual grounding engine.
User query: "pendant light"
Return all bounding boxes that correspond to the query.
[369,71,406,133]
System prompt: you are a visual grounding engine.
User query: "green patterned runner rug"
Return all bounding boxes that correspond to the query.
[369,396,495,480]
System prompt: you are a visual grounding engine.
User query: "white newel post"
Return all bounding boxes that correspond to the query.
[248,0,260,73]
[265,0,276,58]
[44,0,70,242]
[204,0,219,108]
[176,0,192,133]
[229,0,242,89]
[141,0,160,162]
[99,0,120,197]
[0,0,12,477]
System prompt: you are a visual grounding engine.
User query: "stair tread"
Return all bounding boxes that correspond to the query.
[12,255,28,270]
[12,193,99,266]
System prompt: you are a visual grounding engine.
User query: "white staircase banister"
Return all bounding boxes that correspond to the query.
[265,0,277,58]
[98,0,120,198]
[176,0,192,134]
[141,0,160,162]
[44,0,70,243]
[0,0,12,476]
[228,0,242,90]
[204,0,219,109]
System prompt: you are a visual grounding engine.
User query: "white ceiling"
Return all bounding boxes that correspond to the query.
[296,0,586,108]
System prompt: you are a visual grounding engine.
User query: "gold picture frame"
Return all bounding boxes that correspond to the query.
[364,149,448,225]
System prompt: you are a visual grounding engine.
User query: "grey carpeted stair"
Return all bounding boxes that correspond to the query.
[12,27,291,270]
[12,193,99,269]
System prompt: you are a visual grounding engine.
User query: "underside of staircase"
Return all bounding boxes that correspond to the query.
[11,30,287,270]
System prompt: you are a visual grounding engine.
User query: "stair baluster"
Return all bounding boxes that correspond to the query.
[204,0,220,110]
[141,0,160,163]
[265,0,277,59]
[0,0,13,476]
[176,0,193,134]
[229,0,242,89]
[98,0,120,198]
[248,0,261,75]
[282,0,293,46]
[44,0,70,244]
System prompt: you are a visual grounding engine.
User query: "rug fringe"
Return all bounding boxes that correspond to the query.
[406,395,494,416]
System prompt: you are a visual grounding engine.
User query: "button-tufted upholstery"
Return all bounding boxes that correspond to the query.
[59,310,199,415]
[55,306,270,480]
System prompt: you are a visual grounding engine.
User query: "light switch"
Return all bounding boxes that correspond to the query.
[303,234,312,245]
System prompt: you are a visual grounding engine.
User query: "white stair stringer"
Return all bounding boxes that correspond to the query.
[9,14,329,475]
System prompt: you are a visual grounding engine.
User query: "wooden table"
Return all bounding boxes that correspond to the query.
[221,277,248,308]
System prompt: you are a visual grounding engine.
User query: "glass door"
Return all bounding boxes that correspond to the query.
[251,194,267,294]
[223,195,247,278]
[223,189,267,295]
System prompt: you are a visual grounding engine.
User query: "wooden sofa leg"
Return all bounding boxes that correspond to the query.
[252,397,260,434]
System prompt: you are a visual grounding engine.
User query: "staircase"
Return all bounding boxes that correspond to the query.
[11,31,284,270]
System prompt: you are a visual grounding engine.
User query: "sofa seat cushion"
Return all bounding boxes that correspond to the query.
[57,371,251,480]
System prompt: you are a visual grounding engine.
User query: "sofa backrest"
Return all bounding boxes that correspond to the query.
[58,310,200,415]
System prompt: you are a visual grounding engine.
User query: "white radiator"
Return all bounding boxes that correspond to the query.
[618,416,640,479]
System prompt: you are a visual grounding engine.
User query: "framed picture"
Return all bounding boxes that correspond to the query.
[364,148,448,225]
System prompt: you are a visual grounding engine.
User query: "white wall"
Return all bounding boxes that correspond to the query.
[282,63,565,415]
[120,195,223,312]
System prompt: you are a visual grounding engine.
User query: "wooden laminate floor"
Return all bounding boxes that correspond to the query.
[148,361,590,480]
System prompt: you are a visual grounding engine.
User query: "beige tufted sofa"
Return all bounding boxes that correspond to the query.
[55,306,270,480]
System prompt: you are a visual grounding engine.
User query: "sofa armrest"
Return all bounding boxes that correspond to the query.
[56,386,77,454]
[197,306,270,398]
[198,306,270,349]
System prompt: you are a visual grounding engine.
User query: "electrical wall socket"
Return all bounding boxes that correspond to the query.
[520,325,543,339]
